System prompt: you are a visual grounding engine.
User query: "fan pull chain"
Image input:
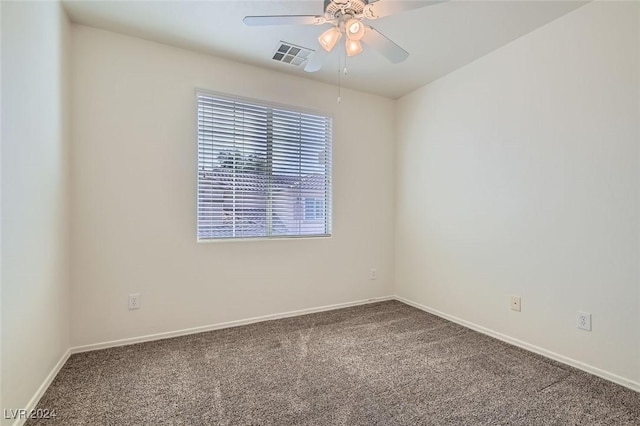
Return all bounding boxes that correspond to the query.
[344,53,348,76]
[344,51,348,77]
[337,50,349,104]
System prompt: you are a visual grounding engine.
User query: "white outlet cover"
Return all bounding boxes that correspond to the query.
[129,293,141,310]
[510,296,521,312]
[577,311,591,331]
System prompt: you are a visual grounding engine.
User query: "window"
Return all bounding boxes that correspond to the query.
[197,91,332,240]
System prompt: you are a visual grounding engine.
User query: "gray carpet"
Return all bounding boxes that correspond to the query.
[27,301,640,425]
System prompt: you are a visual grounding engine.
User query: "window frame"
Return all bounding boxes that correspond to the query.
[195,89,333,242]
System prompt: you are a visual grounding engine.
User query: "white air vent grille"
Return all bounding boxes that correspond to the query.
[272,42,313,66]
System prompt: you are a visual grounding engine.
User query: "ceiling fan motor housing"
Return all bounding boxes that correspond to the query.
[324,0,368,21]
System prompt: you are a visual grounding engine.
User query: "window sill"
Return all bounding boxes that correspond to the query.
[196,235,332,244]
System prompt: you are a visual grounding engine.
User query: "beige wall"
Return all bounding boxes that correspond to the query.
[1,1,71,422]
[70,25,396,346]
[396,1,639,386]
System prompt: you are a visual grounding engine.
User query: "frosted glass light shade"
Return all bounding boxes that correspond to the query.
[345,39,363,57]
[346,19,365,41]
[318,27,342,52]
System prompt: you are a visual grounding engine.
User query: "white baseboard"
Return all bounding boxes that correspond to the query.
[395,295,640,393]
[11,348,71,426]
[70,295,395,354]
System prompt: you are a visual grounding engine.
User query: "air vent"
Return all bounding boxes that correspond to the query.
[272,42,313,67]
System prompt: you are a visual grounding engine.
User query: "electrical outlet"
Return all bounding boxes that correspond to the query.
[577,311,591,331]
[510,296,521,312]
[370,269,377,280]
[129,293,141,310]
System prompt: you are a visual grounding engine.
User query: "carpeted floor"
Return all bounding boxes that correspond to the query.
[27,301,639,425]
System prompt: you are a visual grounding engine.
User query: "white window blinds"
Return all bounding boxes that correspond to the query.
[197,92,332,240]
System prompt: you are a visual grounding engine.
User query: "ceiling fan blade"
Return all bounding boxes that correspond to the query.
[361,26,409,63]
[243,15,325,26]
[304,48,329,73]
[363,0,446,20]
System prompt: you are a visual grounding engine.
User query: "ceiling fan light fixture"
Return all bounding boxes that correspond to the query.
[345,39,363,57]
[345,18,365,41]
[318,27,342,52]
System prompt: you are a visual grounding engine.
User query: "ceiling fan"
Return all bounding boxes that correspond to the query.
[243,0,444,72]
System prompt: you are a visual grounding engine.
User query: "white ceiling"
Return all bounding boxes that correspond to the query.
[62,0,586,99]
